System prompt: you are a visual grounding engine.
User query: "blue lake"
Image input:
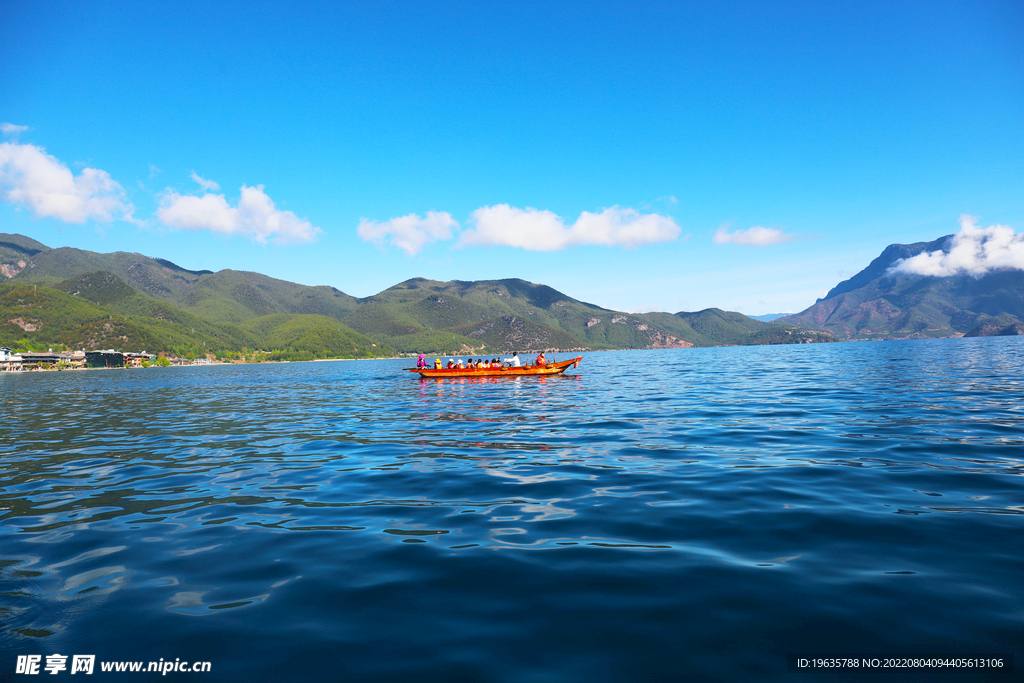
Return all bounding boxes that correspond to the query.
[1,339,1021,681]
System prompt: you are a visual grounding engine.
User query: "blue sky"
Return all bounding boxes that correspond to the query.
[1,0,1021,315]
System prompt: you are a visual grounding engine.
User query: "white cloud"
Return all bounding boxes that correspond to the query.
[1,123,30,138]
[148,164,162,179]
[158,193,236,232]
[713,224,794,246]
[0,142,135,223]
[157,183,321,244]
[888,215,1024,278]
[357,211,458,255]
[190,171,220,192]
[459,204,680,251]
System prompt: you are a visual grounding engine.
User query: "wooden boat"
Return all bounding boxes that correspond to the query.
[407,356,582,378]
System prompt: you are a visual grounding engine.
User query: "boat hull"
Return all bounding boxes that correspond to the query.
[407,356,582,378]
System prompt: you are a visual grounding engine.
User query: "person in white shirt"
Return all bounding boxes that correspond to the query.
[505,352,521,367]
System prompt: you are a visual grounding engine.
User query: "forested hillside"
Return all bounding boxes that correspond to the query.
[0,234,832,357]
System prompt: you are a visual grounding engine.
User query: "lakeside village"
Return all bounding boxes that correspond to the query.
[0,346,215,372]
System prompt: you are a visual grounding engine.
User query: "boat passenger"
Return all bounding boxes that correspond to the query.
[416,353,427,369]
[456,359,464,368]
[506,352,521,367]
[434,358,442,369]
[446,359,455,369]
[480,359,490,369]
[535,352,546,366]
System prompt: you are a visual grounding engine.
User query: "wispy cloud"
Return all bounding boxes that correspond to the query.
[157,182,321,244]
[0,141,136,223]
[642,195,678,210]
[357,211,459,255]
[1,123,30,139]
[190,171,220,192]
[888,215,1024,277]
[713,224,795,246]
[148,163,163,179]
[459,205,681,251]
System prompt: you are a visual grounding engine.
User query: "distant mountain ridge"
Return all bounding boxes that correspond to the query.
[0,233,830,356]
[817,235,952,302]
[781,236,1024,339]
[154,258,213,276]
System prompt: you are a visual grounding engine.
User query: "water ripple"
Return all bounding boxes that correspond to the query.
[1,339,1022,680]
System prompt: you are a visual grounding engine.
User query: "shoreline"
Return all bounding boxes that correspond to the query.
[1,335,991,376]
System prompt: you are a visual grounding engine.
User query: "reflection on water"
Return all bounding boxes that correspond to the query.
[1,339,1022,681]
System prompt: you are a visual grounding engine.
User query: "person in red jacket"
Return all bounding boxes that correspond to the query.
[535,352,546,366]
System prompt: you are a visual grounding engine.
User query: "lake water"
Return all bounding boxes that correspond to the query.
[1,339,1021,682]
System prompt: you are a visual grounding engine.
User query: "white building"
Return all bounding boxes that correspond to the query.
[0,347,23,371]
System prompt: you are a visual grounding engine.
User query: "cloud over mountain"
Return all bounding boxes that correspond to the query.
[459,204,680,251]
[0,141,135,223]
[889,215,1024,278]
[157,183,321,245]
[357,211,459,255]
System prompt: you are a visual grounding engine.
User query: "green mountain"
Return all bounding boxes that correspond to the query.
[781,237,1024,339]
[341,277,692,352]
[640,308,835,347]
[0,233,50,279]
[343,277,823,352]
[241,313,390,360]
[0,233,833,356]
[5,242,360,323]
[53,270,260,354]
[963,314,1024,337]
[1,282,165,352]
[173,270,360,324]
[449,316,586,352]
[0,270,390,361]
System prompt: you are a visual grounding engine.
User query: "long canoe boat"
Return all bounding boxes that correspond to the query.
[407,356,582,378]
